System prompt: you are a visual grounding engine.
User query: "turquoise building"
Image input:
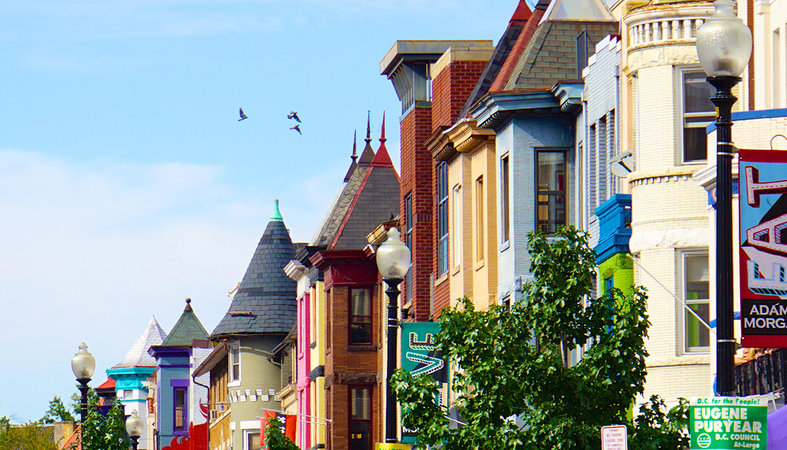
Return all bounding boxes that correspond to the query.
[107,316,168,450]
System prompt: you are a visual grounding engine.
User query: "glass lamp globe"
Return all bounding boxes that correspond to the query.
[71,342,96,380]
[125,410,144,438]
[376,227,412,280]
[696,0,752,77]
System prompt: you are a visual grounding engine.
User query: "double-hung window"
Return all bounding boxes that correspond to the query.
[501,154,510,244]
[681,251,710,352]
[437,162,449,276]
[404,194,413,301]
[536,149,567,234]
[174,387,187,432]
[349,288,372,345]
[681,70,715,163]
[229,344,240,384]
[452,184,462,267]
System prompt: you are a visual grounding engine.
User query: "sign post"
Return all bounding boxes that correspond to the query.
[690,397,768,449]
[739,149,787,348]
[601,425,627,450]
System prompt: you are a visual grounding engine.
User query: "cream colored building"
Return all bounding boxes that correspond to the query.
[620,0,718,401]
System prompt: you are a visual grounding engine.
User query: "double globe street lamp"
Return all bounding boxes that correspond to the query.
[375,227,412,443]
[71,342,96,424]
[695,0,752,397]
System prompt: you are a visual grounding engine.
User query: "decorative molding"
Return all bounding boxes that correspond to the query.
[629,227,710,254]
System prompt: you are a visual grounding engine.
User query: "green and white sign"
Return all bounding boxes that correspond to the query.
[690,397,768,449]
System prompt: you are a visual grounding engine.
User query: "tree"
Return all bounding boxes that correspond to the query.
[40,396,75,424]
[70,389,99,419]
[0,421,58,449]
[262,416,298,450]
[391,225,689,449]
[71,398,130,450]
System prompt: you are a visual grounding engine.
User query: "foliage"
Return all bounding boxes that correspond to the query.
[70,390,100,419]
[629,396,690,449]
[41,396,76,424]
[391,226,690,449]
[0,421,58,450]
[262,416,298,450]
[72,398,130,450]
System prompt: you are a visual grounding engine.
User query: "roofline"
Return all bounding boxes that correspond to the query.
[380,40,492,76]
[192,342,228,377]
[470,90,561,129]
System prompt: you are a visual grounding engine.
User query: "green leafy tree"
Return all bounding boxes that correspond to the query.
[70,389,99,419]
[72,398,130,450]
[40,396,76,424]
[0,421,58,449]
[391,225,689,449]
[262,416,298,450]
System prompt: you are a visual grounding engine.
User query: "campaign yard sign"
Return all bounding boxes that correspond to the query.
[739,149,787,348]
[690,397,767,449]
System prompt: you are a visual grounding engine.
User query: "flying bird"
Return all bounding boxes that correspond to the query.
[290,124,302,135]
[287,111,301,123]
[238,108,248,121]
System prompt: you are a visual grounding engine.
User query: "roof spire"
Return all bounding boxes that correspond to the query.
[185,297,192,311]
[270,199,283,222]
[343,130,359,182]
[352,130,358,161]
[365,110,372,145]
[358,111,376,167]
[379,112,387,144]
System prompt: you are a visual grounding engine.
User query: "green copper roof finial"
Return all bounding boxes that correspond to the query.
[270,198,283,222]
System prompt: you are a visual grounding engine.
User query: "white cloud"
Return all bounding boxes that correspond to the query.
[0,150,271,422]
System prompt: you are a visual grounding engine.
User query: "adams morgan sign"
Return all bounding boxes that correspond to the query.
[739,149,787,347]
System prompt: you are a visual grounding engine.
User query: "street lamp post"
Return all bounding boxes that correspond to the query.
[71,342,96,423]
[696,0,752,397]
[125,410,144,450]
[375,227,412,443]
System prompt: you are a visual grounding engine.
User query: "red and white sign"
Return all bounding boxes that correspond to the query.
[601,425,628,450]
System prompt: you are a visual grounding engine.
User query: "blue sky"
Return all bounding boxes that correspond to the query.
[0,0,519,422]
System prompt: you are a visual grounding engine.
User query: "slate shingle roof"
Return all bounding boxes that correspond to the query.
[161,298,209,347]
[114,316,167,368]
[211,203,296,337]
[460,0,533,117]
[503,0,617,91]
[312,116,400,251]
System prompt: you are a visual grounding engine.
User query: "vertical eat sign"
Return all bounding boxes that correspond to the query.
[739,149,787,348]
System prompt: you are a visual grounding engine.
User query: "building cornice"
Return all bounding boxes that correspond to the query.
[445,118,495,154]
[470,90,560,129]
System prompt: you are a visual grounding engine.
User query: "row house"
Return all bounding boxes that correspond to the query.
[287,118,400,450]
[194,200,299,450]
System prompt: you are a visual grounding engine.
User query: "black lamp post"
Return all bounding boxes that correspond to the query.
[71,342,96,423]
[125,410,144,450]
[696,0,752,397]
[375,227,412,443]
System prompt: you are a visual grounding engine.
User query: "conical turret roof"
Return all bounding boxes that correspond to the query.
[212,200,296,337]
[161,298,209,347]
[114,316,167,368]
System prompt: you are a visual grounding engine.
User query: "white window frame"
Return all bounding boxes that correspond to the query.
[678,250,711,354]
[452,184,462,270]
[228,341,241,386]
[677,66,715,165]
[500,153,511,246]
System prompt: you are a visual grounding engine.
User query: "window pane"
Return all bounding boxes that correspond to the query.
[247,432,263,450]
[537,152,565,191]
[684,253,710,351]
[351,290,370,316]
[452,185,462,265]
[684,74,715,113]
[501,156,510,243]
[351,389,370,419]
[683,127,707,162]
